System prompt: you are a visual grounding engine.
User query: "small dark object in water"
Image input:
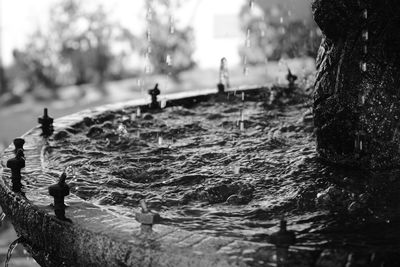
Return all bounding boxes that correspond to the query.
[6,149,25,194]
[269,219,296,247]
[38,108,54,137]
[13,138,25,156]
[48,172,71,222]
[148,84,161,109]
[286,69,297,91]
[135,199,161,233]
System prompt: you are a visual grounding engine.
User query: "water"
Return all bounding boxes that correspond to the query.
[5,237,24,267]
[0,213,5,227]
[44,92,400,257]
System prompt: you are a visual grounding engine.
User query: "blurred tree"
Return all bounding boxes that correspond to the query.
[143,0,196,80]
[239,2,322,65]
[14,0,136,98]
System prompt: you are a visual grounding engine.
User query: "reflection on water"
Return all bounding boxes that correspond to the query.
[42,92,400,263]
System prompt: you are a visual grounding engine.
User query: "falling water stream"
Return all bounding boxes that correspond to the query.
[4,237,25,267]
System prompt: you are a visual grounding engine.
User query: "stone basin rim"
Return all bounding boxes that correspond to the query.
[0,84,289,267]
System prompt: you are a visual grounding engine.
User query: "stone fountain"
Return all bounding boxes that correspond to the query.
[1,1,400,266]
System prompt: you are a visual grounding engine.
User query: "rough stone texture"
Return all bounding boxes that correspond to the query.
[312,0,400,169]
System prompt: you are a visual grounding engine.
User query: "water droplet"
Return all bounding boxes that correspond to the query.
[233,165,241,174]
[146,7,153,21]
[169,16,175,34]
[137,107,141,117]
[145,64,152,74]
[363,9,368,19]
[363,45,368,55]
[360,62,367,72]
[158,136,163,146]
[243,66,249,76]
[146,29,152,42]
[160,99,167,108]
[280,17,284,24]
[245,28,251,48]
[249,0,254,10]
[240,120,245,131]
[362,29,368,41]
[166,54,172,66]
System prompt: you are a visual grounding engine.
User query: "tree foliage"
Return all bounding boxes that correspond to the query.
[239,2,322,65]
[13,0,135,95]
[143,0,196,80]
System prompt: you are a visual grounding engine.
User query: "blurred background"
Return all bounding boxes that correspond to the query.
[0,0,320,265]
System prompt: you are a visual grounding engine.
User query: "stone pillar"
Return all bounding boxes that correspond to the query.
[312,0,400,169]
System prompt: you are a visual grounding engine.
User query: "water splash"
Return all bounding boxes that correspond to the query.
[160,99,167,109]
[5,237,25,267]
[239,121,245,131]
[219,57,230,88]
[233,165,241,174]
[64,166,76,179]
[158,136,163,146]
[166,54,172,66]
[116,124,129,139]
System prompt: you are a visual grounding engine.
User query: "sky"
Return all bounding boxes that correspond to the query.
[0,0,311,68]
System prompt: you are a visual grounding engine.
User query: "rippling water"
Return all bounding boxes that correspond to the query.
[45,93,400,257]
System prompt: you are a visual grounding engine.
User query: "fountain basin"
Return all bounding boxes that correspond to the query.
[1,85,399,266]
[0,85,281,267]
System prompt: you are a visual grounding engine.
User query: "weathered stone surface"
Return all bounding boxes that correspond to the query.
[312,0,400,169]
